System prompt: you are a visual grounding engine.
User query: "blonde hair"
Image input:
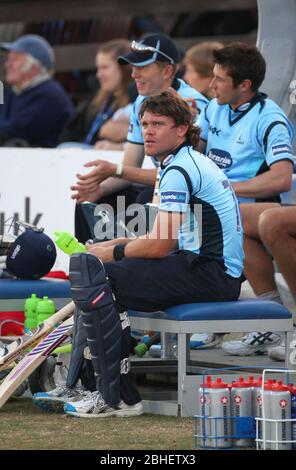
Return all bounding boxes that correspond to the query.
[156,61,179,79]
[184,41,223,77]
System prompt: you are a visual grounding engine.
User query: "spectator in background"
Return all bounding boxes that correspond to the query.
[184,41,223,98]
[59,39,134,151]
[0,34,74,147]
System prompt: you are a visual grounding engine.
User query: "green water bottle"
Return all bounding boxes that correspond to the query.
[24,293,40,333]
[37,296,56,325]
[54,231,86,256]
[134,332,161,357]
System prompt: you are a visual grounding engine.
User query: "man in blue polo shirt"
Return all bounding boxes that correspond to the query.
[197,42,295,353]
[198,42,294,204]
[35,92,243,418]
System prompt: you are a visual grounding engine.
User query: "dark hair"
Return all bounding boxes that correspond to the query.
[213,42,266,91]
[139,91,200,150]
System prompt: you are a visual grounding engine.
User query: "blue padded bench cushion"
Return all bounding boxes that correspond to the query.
[0,279,71,299]
[128,300,292,321]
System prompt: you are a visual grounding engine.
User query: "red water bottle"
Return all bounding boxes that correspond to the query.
[231,377,253,447]
[207,377,232,448]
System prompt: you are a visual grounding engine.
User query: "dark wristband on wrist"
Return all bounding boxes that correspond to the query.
[113,244,126,261]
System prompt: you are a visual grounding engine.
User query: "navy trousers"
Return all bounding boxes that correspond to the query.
[104,251,242,312]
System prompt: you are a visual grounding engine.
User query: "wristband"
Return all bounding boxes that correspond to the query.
[113,244,126,261]
[115,163,123,177]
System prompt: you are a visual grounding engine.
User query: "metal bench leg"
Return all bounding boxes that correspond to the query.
[177,332,190,414]
[286,329,296,370]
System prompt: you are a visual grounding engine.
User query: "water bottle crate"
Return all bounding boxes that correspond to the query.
[254,368,296,450]
[194,366,296,451]
[195,414,255,449]
[255,416,296,450]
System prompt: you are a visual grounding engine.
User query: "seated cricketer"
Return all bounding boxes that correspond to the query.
[35,91,244,418]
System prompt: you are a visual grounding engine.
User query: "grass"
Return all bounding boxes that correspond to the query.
[0,399,195,450]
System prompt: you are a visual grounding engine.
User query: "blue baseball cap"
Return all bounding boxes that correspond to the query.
[118,34,180,67]
[6,229,57,280]
[0,34,55,70]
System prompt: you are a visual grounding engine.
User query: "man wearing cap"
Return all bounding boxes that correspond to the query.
[0,34,74,147]
[71,34,208,243]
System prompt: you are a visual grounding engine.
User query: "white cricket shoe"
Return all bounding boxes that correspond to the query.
[222,331,283,356]
[65,390,143,418]
[190,333,222,349]
[33,384,87,412]
[268,329,296,361]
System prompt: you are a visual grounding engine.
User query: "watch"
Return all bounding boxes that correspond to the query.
[113,244,126,261]
[115,163,123,177]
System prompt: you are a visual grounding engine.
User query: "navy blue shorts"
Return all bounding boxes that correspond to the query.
[104,251,242,312]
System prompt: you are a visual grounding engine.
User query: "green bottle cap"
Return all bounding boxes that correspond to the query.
[134,343,148,357]
[25,293,39,311]
[54,231,86,255]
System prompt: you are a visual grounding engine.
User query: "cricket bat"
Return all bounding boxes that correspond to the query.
[0,314,74,408]
[0,301,74,371]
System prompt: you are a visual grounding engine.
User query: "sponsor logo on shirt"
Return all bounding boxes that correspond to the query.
[209,125,221,136]
[162,154,174,166]
[236,134,244,144]
[208,148,233,169]
[160,191,187,204]
[222,179,230,189]
[128,123,133,133]
[271,143,292,157]
[11,244,21,259]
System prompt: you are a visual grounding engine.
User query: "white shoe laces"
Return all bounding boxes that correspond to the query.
[93,391,107,411]
[52,385,70,396]
[76,390,95,403]
[50,384,84,398]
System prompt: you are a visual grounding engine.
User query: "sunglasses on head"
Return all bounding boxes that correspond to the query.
[131,40,175,64]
